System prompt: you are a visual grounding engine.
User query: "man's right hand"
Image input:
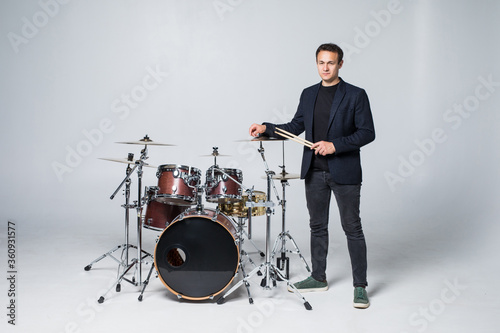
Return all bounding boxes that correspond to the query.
[249,123,266,137]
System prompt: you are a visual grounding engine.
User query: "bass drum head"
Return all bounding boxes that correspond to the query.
[155,213,239,300]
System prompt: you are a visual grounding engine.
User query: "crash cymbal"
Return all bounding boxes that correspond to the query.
[262,172,300,180]
[99,157,157,168]
[115,135,175,146]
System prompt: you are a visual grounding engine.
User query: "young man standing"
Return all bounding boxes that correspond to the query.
[249,43,375,308]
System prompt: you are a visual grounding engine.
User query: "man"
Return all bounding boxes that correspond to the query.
[249,43,375,308]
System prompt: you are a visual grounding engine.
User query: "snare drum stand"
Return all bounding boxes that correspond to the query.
[97,147,153,303]
[229,191,266,304]
[217,142,312,310]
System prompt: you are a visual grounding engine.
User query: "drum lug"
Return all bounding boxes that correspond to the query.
[171,185,177,194]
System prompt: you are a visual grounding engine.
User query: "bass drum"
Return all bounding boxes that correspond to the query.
[154,208,239,300]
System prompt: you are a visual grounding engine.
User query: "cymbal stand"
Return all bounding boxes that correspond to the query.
[97,146,153,303]
[271,142,311,279]
[217,142,312,310]
[84,153,137,272]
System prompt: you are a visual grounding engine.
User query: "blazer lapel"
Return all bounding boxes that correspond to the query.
[327,78,346,132]
[305,82,321,141]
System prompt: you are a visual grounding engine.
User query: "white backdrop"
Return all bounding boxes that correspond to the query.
[1,0,499,332]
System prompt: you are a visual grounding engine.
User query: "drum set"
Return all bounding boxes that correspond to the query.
[84,135,312,310]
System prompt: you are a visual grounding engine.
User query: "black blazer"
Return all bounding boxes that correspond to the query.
[264,78,375,184]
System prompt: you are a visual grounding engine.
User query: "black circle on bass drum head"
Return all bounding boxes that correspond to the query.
[155,215,238,299]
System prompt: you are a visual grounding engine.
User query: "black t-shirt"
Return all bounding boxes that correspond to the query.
[311,83,338,171]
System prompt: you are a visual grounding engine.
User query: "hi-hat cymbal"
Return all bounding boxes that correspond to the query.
[262,172,300,180]
[115,135,175,146]
[99,157,157,168]
[236,136,288,142]
[252,136,287,142]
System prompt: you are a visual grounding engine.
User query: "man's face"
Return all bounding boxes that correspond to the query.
[316,50,343,86]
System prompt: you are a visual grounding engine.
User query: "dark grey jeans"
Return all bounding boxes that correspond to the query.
[305,170,367,287]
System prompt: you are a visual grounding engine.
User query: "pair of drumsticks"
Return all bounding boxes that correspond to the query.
[274,127,314,149]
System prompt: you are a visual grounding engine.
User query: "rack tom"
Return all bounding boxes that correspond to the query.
[205,166,243,203]
[156,164,201,206]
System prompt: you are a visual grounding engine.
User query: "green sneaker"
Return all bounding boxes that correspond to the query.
[287,276,328,293]
[353,287,370,308]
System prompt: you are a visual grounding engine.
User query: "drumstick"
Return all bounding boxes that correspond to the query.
[274,128,314,148]
[275,127,314,146]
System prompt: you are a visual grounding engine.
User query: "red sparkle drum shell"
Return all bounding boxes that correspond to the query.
[143,200,186,231]
[205,166,243,203]
[156,164,201,206]
[154,208,239,300]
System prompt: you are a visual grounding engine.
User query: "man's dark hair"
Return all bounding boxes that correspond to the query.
[316,43,344,63]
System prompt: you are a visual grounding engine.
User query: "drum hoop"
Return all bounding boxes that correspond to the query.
[158,164,201,174]
[206,194,242,201]
[154,208,239,300]
[155,193,195,201]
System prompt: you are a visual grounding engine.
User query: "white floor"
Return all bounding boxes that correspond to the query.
[2,205,498,333]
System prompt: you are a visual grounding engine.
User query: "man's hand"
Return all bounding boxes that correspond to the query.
[311,141,336,156]
[249,123,266,137]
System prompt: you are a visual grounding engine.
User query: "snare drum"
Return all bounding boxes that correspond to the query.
[154,208,239,300]
[205,166,243,203]
[219,190,266,218]
[156,164,201,206]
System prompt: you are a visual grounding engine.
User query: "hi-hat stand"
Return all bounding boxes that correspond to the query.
[217,141,312,310]
[271,141,311,279]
